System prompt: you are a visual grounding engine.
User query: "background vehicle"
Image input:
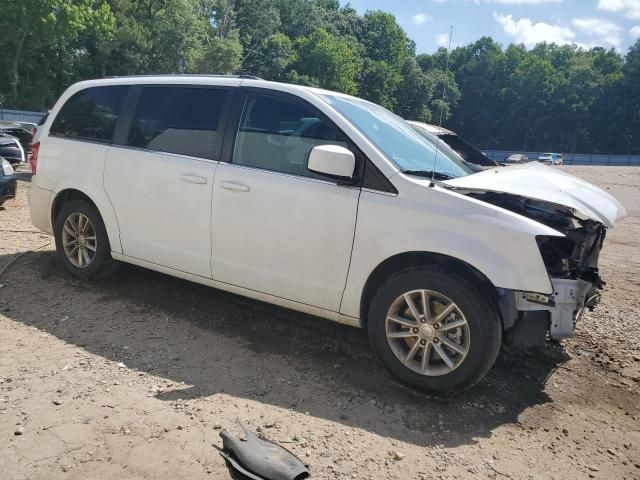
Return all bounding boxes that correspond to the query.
[0,134,25,165]
[408,122,484,172]
[1,122,34,154]
[504,153,529,164]
[538,152,564,165]
[407,121,498,169]
[0,156,17,206]
[14,121,38,132]
[0,121,34,153]
[29,76,626,393]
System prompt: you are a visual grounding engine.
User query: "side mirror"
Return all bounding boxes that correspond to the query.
[308,145,355,179]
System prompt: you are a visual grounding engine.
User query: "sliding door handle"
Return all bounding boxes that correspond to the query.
[221,181,250,192]
[179,173,208,184]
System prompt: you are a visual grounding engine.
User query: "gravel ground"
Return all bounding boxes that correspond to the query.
[0,165,639,480]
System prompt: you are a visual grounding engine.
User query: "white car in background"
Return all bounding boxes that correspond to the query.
[538,153,564,165]
[28,76,626,393]
[504,153,529,164]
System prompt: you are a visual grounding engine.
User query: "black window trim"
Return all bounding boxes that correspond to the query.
[112,83,235,162]
[48,85,131,146]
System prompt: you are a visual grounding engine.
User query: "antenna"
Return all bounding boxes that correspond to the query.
[429,25,454,187]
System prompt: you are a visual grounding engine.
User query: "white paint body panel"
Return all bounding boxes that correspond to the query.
[28,76,627,329]
[104,147,217,278]
[339,177,563,318]
[27,136,122,253]
[444,162,627,227]
[211,163,360,311]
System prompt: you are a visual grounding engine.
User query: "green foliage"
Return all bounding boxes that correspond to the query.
[359,59,400,110]
[438,38,639,154]
[361,11,412,69]
[291,29,359,95]
[1,0,638,153]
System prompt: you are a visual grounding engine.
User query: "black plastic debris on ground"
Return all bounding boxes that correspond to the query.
[215,420,310,480]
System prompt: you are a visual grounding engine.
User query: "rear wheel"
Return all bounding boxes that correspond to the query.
[368,266,501,393]
[54,199,119,279]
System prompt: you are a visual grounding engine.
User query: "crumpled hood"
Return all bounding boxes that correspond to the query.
[443,162,627,227]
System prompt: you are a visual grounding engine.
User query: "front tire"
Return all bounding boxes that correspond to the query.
[368,266,501,393]
[54,199,119,280]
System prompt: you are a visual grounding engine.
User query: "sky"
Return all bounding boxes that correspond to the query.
[343,0,640,55]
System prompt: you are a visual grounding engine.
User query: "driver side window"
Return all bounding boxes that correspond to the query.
[233,93,348,178]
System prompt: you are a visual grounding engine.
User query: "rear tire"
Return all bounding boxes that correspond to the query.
[54,199,119,280]
[368,266,501,393]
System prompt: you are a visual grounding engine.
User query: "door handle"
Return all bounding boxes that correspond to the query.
[179,173,208,184]
[221,181,250,192]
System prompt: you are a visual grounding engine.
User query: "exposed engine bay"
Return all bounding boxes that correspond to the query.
[468,192,605,286]
[458,190,606,342]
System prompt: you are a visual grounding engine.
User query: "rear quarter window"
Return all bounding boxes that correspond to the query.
[50,85,129,143]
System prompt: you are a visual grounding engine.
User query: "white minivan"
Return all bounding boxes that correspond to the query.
[29,76,626,392]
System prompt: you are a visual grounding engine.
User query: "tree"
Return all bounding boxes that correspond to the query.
[359,59,400,109]
[395,57,433,122]
[0,0,116,107]
[191,0,243,74]
[360,11,411,69]
[619,40,640,153]
[2,1,638,155]
[250,33,295,80]
[290,29,359,95]
[233,0,281,73]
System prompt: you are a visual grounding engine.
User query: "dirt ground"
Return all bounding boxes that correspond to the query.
[0,165,638,480]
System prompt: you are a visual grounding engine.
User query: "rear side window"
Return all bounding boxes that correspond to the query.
[50,86,128,143]
[125,86,228,160]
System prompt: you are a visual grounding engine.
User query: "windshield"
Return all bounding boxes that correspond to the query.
[321,94,473,178]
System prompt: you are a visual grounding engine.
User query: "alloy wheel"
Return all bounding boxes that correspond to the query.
[61,212,97,268]
[385,289,470,376]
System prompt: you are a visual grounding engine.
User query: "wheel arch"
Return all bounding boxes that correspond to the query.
[359,251,504,331]
[51,188,98,227]
[50,188,121,254]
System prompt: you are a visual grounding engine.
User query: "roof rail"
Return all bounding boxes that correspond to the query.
[105,74,264,80]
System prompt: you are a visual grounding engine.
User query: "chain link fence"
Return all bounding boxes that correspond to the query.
[482,150,640,166]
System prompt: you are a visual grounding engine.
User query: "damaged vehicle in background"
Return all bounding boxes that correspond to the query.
[0,121,34,154]
[28,77,627,393]
[407,120,498,170]
[0,134,25,165]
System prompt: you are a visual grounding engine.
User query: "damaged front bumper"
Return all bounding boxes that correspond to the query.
[515,278,600,340]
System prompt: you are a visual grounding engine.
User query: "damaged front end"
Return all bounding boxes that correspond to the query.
[468,192,606,342]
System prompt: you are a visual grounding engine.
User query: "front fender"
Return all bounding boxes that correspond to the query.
[340,182,562,319]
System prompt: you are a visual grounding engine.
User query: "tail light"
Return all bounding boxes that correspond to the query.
[30,141,40,175]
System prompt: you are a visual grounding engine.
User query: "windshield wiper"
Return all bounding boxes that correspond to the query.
[401,170,458,180]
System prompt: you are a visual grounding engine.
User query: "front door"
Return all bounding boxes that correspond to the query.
[211,92,360,311]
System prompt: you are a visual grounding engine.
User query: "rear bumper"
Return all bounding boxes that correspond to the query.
[29,183,54,234]
[515,278,597,340]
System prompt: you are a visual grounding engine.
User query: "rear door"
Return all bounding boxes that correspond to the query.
[210,90,361,311]
[104,84,232,277]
